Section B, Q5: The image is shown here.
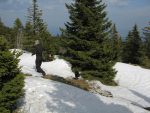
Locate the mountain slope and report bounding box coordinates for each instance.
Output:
[16,50,150,113]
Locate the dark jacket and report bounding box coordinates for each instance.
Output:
[32,43,43,58]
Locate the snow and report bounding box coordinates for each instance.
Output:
[89,62,150,112]
[20,76,133,113]
[14,50,150,113]
[18,50,74,78]
[114,62,150,98]
[90,81,150,112]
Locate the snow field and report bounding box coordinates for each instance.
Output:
[16,50,150,113]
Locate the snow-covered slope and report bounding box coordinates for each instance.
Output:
[19,76,134,113]
[16,50,150,113]
[89,63,150,112]
[114,62,150,98]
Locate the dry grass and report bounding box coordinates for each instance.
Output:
[13,109,24,113]
[43,75,91,91]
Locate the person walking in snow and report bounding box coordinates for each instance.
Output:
[32,40,46,76]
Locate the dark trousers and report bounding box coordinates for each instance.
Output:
[36,56,45,75]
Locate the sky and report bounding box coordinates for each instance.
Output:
[0,0,150,37]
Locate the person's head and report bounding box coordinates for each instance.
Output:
[35,40,40,45]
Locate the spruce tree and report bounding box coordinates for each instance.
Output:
[13,18,24,49]
[143,22,150,59]
[110,24,122,61]
[27,0,46,36]
[0,36,24,113]
[122,25,142,64]
[24,0,47,50]
[0,18,13,48]
[0,17,5,34]
[122,31,132,63]
[24,0,53,61]
[13,18,23,32]
[62,0,116,85]
[0,17,6,35]
[23,22,35,51]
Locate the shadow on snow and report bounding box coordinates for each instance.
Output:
[45,82,132,113]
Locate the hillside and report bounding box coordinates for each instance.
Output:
[16,50,150,113]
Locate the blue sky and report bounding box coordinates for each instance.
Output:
[0,0,150,37]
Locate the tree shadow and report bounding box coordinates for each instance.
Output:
[45,83,132,113]
[130,90,150,108]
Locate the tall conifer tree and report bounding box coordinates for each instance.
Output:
[110,24,122,61]
[13,18,24,48]
[62,0,116,85]
[23,22,32,50]
[23,0,44,51]
[25,0,48,44]
[24,0,52,59]
[143,22,150,59]
[27,0,46,36]
[122,25,142,64]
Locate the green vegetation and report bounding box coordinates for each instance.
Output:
[0,0,150,112]
[110,24,122,61]
[13,18,24,49]
[23,0,52,61]
[122,25,142,65]
[143,23,150,59]
[61,0,116,85]
[0,0,149,90]
[141,23,150,68]
[0,36,24,113]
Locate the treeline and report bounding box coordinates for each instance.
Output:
[122,24,150,68]
[0,0,61,61]
[0,0,149,94]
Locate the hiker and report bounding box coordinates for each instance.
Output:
[32,40,46,76]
